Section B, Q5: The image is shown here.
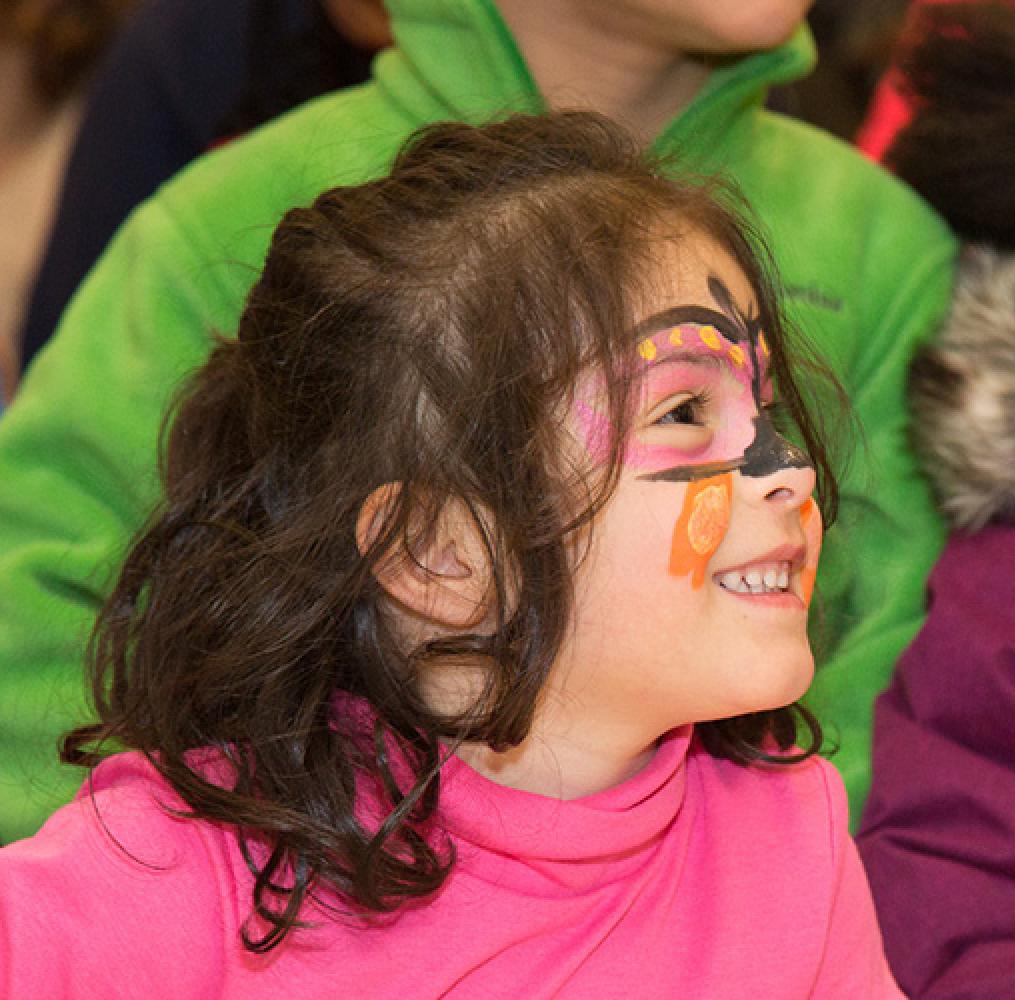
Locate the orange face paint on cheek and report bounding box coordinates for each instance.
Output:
[799,498,822,608]
[668,473,733,589]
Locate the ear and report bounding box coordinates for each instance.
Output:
[355,483,494,630]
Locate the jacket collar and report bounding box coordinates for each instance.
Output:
[379,0,816,150]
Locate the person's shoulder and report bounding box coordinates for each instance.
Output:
[0,753,239,995]
[747,109,955,251]
[159,80,401,219]
[39,752,236,875]
[735,109,957,346]
[682,743,851,964]
[43,751,249,935]
[689,744,846,854]
[116,79,403,293]
[93,79,404,319]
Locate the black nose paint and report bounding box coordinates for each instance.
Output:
[739,410,812,478]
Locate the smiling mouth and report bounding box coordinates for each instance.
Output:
[716,561,792,595]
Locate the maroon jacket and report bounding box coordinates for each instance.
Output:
[857,250,1015,998]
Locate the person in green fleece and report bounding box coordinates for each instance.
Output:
[0,0,954,843]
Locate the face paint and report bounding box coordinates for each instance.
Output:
[632,275,812,484]
[552,235,819,746]
[633,336,757,475]
[573,275,817,597]
[798,497,821,608]
[574,322,759,474]
[668,473,732,589]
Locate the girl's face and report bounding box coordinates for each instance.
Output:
[556,233,821,741]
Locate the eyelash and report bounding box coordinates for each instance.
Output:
[656,390,712,427]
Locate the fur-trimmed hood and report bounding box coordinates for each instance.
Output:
[909,247,1015,529]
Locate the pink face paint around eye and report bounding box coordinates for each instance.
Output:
[574,323,763,474]
[635,361,755,472]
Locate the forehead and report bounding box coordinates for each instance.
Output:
[637,231,756,321]
[626,230,765,378]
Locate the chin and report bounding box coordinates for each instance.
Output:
[772,654,815,708]
[737,653,815,716]
[717,3,810,52]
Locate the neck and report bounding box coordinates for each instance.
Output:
[456,698,660,800]
[495,0,713,145]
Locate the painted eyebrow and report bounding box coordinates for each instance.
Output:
[632,304,743,343]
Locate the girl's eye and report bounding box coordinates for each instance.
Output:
[656,393,708,427]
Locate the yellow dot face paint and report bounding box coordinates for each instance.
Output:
[668,473,733,588]
[638,338,657,361]
[698,325,721,351]
[668,327,683,347]
[728,344,745,367]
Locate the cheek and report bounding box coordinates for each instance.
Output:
[667,473,733,589]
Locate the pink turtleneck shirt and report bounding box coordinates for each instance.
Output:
[0,728,902,997]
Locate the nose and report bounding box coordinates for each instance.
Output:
[734,406,817,510]
[761,462,816,507]
[745,461,816,510]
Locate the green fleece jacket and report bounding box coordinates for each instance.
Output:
[0,0,954,842]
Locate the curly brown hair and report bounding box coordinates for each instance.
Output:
[63,111,842,951]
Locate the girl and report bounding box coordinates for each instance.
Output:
[0,112,901,998]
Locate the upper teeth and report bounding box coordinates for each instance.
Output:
[718,562,791,595]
